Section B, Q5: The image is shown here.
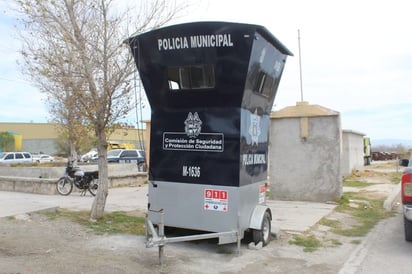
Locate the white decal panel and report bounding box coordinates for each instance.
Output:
[204,189,228,212]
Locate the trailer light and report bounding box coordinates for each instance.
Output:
[402,173,412,203]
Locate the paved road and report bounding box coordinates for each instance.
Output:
[340,204,412,274]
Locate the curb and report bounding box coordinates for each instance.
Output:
[12,207,60,218]
[383,184,401,211]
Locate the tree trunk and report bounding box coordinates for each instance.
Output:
[69,140,78,165]
[90,130,109,220]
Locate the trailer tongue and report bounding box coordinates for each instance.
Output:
[128,21,292,263]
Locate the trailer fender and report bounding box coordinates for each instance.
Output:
[249,205,272,230]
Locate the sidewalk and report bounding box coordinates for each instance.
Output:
[0,182,400,234]
[0,186,148,218]
[0,185,338,234]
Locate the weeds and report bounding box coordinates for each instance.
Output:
[291,173,397,252]
[334,193,394,236]
[343,180,374,188]
[289,234,322,252]
[318,218,340,229]
[389,172,402,184]
[44,209,146,235]
[318,192,394,239]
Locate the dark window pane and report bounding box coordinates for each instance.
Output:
[5,154,13,160]
[253,71,274,98]
[168,65,215,91]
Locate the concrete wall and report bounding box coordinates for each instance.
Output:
[341,130,365,175]
[0,177,58,195]
[24,139,59,155]
[269,102,342,202]
[0,163,142,179]
[0,163,148,195]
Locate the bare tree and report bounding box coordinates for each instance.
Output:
[14,0,187,219]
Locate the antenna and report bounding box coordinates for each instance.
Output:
[298,29,304,101]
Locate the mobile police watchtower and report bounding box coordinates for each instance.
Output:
[128,21,292,262]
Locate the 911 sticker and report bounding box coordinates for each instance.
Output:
[259,184,266,204]
[204,189,228,212]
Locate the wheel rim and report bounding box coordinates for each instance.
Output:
[90,184,98,195]
[88,179,98,196]
[58,181,71,194]
[262,217,270,242]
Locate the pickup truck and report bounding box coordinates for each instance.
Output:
[400,158,412,241]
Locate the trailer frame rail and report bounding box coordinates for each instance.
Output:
[145,209,241,264]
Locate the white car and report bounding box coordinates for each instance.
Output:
[0,152,32,164]
[32,154,55,163]
[80,149,98,162]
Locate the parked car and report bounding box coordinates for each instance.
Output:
[107,149,146,171]
[80,149,98,162]
[400,158,412,241]
[32,154,55,163]
[0,152,32,164]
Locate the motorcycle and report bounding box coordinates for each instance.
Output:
[56,161,99,196]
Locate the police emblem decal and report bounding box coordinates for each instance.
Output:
[184,112,202,138]
[248,110,261,145]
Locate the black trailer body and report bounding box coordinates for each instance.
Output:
[128,22,292,250]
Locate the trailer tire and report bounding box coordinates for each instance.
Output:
[252,211,271,246]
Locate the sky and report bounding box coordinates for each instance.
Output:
[0,0,411,142]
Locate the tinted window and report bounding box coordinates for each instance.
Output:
[253,71,274,98]
[108,150,122,157]
[15,153,24,159]
[122,150,137,157]
[5,154,14,160]
[168,65,215,91]
[23,153,31,158]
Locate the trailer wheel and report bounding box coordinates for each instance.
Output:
[253,211,271,246]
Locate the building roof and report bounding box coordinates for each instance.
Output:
[270,101,340,119]
[342,129,366,136]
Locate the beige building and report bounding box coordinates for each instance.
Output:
[0,123,147,155]
[341,129,366,175]
[269,101,342,202]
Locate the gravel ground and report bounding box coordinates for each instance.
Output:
[0,161,400,274]
[0,211,356,274]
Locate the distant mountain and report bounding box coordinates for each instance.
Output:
[371,139,412,147]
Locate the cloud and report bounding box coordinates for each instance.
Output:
[1,0,412,141]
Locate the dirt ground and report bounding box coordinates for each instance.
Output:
[0,162,401,274]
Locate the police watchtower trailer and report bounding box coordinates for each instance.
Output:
[128,22,292,261]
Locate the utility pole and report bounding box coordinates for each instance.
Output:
[298,29,304,102]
